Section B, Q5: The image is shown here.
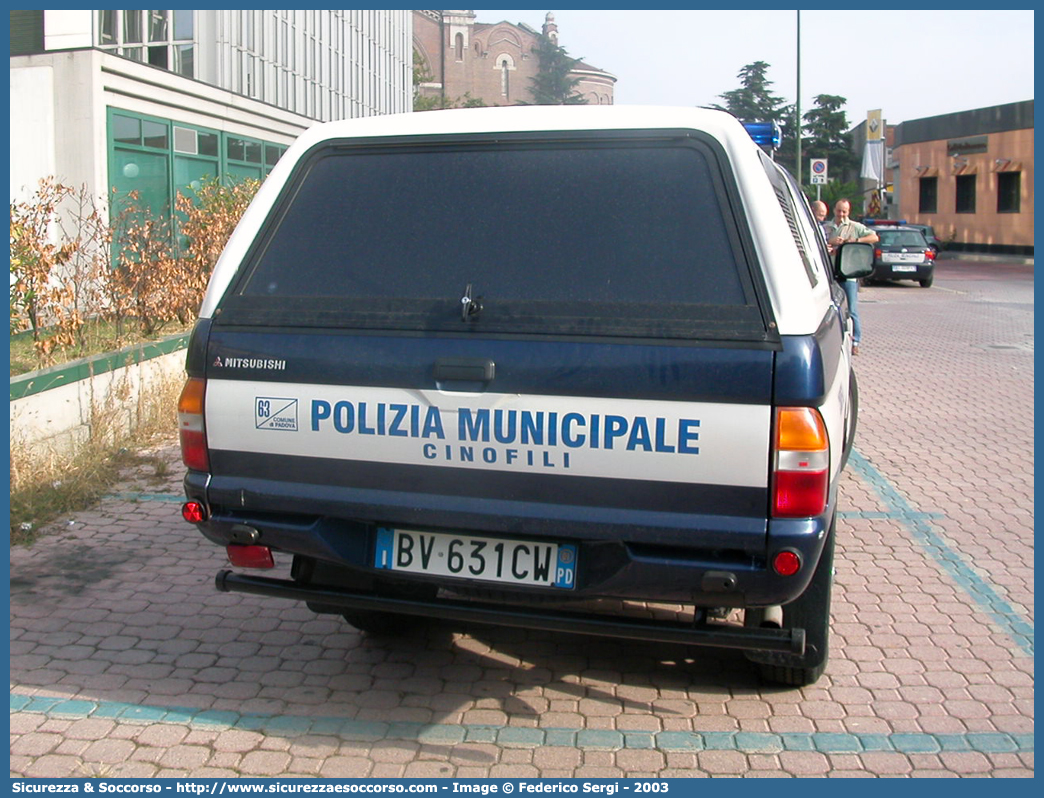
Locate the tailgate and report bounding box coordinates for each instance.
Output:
[194,129,782,555]
[201,329,774,551]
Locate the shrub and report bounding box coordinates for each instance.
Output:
[10,179,82,355]
[10,175,259,368]
[174,176,259,323]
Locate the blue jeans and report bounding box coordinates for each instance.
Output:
[843,279,861,344]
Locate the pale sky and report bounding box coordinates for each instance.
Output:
[472,9,1035,128]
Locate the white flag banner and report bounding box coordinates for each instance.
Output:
[861,139,884,181]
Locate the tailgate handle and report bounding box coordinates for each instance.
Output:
[434,358,495,383]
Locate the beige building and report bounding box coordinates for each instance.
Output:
[413,10,615,108]
[890,101,1033,256]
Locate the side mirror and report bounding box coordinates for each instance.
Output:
[835,241,874,280]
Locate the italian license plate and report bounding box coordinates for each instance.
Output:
[892,265,918,272]
[374,528,577,589]
[883,252,923,264]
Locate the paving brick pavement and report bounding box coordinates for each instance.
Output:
[9,259,1033,778]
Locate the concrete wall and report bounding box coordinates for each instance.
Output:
[9,66,58,202]
[10,335,188,457]
[41,9,93,51]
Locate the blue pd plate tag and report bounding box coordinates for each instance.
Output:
[554,544,577,588]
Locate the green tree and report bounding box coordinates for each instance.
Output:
[802,94,859,180]
[527,34,588,105]
[807,181,865,217]
[713,61,788,124]
[714,61,797,171]
[775,103,799,174]
[413,49,448,111]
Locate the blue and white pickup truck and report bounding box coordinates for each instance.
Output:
[178,106,873,686]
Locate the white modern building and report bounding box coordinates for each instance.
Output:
[10,10,413,213]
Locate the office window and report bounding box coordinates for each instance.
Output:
[109,108,288,262]
[123,10,143,44]
[148,10,169,69]
[226,134,265,182]
[918,176,938,214]
[112,114,142,145]
[997,172,1021,213]
[142,120,169,150]
[955,174,976,214]
[97,10,195,77]
[264,144,286,171]
[98,11,117,45]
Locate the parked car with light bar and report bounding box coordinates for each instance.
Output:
[869,226,937,287]
[865,218,941,255]
[907,223,941,255]
[178,106,873,687]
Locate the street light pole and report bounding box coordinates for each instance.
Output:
[796,10,801,188]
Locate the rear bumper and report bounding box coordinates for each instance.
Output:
[871,262,934,281]
[186,479,832,609]
[215,569,806,655]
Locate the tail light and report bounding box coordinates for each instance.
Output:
[925,248,936,261]
[772,549,802,576]
[181,501,208,524]
[873,247,882,260]
[178,377,210,471]
[226,544,275,569]
[772,407,829,518]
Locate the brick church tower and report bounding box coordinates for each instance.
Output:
[413,10,616,108]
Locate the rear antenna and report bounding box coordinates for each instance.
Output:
[460,283,482,322]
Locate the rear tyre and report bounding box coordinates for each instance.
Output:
[745,522,835,687]
[919,276,934,288]
[293,557,435,637]
[342,610,420,636]
[341,579,437,636]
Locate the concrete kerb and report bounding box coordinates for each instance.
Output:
[9,332,189,456]
[936,252,1033,266]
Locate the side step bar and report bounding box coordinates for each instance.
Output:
[216,570,805,655]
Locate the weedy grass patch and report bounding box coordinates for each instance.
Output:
[10,372,182,546]
[10,318,191,377]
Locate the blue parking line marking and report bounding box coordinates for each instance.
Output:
[105,492,183,503]
[848,449,1034,657]
[8,692,1035,755]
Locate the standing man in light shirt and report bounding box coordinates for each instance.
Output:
[824,198,878,354]
[811,200,829,228]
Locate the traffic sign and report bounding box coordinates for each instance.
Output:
[810,158,828,185]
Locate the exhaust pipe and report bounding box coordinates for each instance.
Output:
[760,605,784,629]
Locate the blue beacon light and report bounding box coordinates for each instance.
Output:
[742,121,782,151]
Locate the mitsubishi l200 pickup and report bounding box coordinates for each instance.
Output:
[178,106,873,686]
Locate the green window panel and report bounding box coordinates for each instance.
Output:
[173,154,220,252]
[111,149,170,215]
[174,156,220,199]
[226,163,264,183]
[265,144,286,171]
[107,108,285,241]
[112,114,142,145]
